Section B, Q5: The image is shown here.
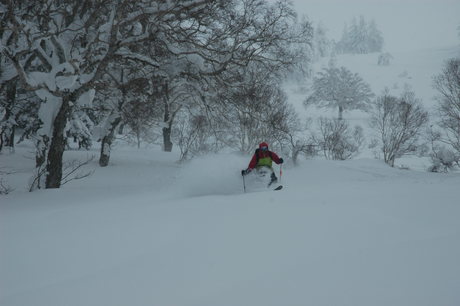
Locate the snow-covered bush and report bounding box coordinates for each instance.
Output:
[426,127,460,173]
[429,147,459,173]
[378,52,393,66]
[0,178,12,195]
[314,118,364,160]
[66,110,94,150]
[175,113,215,162]
[0,169,13,195]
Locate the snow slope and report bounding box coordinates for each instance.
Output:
[2,40,460,306]
[1,144,460,306]
[285,45,460,169]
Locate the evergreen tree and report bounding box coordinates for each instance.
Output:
[336,16,384,54]
[313,22,331,58]
[368,20,384,52]
[356,16,368,54]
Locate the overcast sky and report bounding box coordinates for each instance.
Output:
[289,0,460,52]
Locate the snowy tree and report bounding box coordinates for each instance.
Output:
[368,19,384,53]
[206,65,294,155]
[313,22,331,59]
[335,23,350,54]
[120,77,163,149]
[95,69,152,166]
[154,77,194,153]
[336,16,384,54]
[1,0,312,188]
[0,43,19,152]
[314,118,364,160]
[178,115,212,161]
[426,127,460,172]
[355,16,368,54]
[10,90,41,145]
[370,89,428,167]
[0,1,208,184]
[266,101,310,166]
[1,0,161,188]
[304,61,374,120]
[98,0,312,162]
[169,0,312,156]
[433,58,460,157]
[0,78,17,152]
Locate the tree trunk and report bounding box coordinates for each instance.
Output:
[384,151,396,167]
[99,116,122,167]
[389,156,395,167]
[338,105,344,120]
[291,151,298,166]
[29,135,49,191]
[118,123,125,135]
[163,125,173,152]
[45,94,73,188]
[136,125,141,149]
[6,126,15,149]
[162,81,173,152]
[1,79,17,152]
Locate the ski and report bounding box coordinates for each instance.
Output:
[273,185,283,191]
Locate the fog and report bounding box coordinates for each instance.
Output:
[290,0,460,52]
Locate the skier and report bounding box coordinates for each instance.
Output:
[241,142,284,185]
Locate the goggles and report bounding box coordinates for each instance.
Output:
[261,146,268,151]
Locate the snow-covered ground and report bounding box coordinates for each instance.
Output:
[2,143,460,306]
[1,45,460,306]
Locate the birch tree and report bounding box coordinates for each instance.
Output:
[433,58,460,155]
[370,89,428,167]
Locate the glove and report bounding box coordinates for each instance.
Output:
[241,168,251,176]
[279,158,284,164]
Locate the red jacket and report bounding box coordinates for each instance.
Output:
[247,149,282,169]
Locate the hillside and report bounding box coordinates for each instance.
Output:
[288,46,460,114]
[285,45,460,169]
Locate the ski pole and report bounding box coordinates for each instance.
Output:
[279,164,283,183]
[242,173,246,193]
